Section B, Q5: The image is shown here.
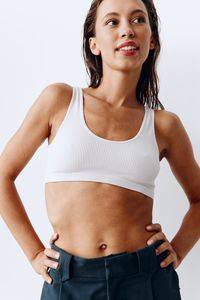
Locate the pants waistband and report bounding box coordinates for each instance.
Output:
[50,240,167,281]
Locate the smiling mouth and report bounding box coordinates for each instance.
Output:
[116,46,140,51]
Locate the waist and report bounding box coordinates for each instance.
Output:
[49,240,167,281]
[53,225,155,259]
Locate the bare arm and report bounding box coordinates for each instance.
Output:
[157,111,200,264]
[0,83,70,263]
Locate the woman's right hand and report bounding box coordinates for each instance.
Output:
[30,233,60,284]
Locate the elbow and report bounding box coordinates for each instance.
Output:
[0,172,16,183]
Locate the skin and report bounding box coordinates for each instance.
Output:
[0,0,200,286]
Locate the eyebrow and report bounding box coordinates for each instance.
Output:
[102,9,147,21]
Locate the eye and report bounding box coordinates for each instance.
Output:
[105,16,146,26]
[105,19,118,26]
[132,16,146,24]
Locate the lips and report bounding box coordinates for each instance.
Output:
[116,41,139,51]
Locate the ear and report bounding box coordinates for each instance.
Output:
[89,37,101,55]
[149,32,155,50]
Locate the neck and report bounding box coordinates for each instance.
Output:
[93,65,142,109]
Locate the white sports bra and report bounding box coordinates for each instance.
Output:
[44,86,160,199]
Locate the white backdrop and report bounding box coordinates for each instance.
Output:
[0,0,199,299]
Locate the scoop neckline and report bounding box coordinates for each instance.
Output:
[79,87,147,144]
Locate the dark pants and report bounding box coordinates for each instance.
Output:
[40,240,181,300]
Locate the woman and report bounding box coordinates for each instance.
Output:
[0,0,199,299]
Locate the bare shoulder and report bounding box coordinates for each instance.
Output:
[154,109,182,132]
[0,82,73,180]
[154,109,185,141]
[154,109,187,159]
[22,82,73,134]
[40,82,73,121]
[154,107,196,163]
[45,83,73,143]
[45,82,72,99]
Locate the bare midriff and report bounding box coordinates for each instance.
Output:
[45,181,154,258]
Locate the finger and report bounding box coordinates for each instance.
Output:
[154,242,178,267]
[42,270,53,285]
[42,264,48,271]
[155,241,173,255]
[44,248,60,260]
[160,252,176,268]
[147,232,166,245]
[172,260,179,269]
[146,223,162,232]
[44,258,59,270]
[49,232,59,244]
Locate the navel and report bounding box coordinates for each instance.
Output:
[99,243,107,250]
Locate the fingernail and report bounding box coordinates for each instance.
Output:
[55,252,60,259]
[156,249,159,254]
[147,240,153,245]
[53,262,58,268]
[48,278,52,284]
[160,262,165,267]
[146,226,151,230]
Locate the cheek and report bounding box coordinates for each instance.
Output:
[95,22,116,49]
[98,32,116,55]
[139,30,152,51]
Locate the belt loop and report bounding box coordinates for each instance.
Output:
[59,252,72,281]
[136,244,157,275]
[51,243,72,281]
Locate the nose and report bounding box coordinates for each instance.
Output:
[121,23,135,38]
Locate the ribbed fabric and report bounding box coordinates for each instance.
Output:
[44,86,160,198]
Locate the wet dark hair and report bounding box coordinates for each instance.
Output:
[82,0,164,110]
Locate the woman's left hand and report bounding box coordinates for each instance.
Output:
[146,223,180,269]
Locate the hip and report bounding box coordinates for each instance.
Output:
[40,240,181,300]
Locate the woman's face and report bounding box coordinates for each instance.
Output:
[89,0,155,72]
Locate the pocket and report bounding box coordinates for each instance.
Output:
[163,263,181,293]
[40,273,62,300]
